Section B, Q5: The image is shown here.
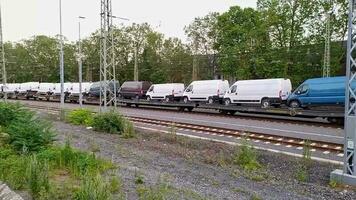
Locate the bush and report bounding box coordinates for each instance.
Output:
[92,111,125,134]
[233,142,261,171]
[67,109,93,126]
[0,102,56,153]
[122,119,135,138]
[6,114,55,153]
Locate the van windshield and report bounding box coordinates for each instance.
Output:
[185,85,193,92]
[295,84,309,94]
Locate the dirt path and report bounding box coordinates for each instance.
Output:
[50,117,355,200]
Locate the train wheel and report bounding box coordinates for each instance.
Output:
[289,100,300,108]
[261,98,270,108]
[224,98,231,106]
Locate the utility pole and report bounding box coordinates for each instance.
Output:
[134,46,138,81]
[323,0,331,78]
[0,2,6,101]
[59,0,65,118]
[100,0,117,111]
[78,16,85,107]
[330,0,356,186]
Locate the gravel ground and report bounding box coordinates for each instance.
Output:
[40,111,356,200]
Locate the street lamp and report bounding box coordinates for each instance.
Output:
[78,16,86,107]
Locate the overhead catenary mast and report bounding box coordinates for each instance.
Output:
[100,0,117,111]
[323,11,331,77]
[0,2,6,101]
[330,0,356,186]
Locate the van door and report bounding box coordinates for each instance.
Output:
[230,85,238,103]
[294,84,309,105]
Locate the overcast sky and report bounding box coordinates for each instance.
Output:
[1,0,257,42]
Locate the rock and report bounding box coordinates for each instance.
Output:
[0,183,23,200]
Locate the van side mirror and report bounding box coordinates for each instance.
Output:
[296,91,301,95]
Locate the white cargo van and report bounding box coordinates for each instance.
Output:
[68,82,93,103]
[18,82,40,99]
[223,78,292,108]
[183,80,229,104]
[51,82,72,101]
[35,83,56,100]
[146,83,185,102]
[3,83,20,99]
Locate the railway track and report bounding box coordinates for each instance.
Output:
[25,103,344,156]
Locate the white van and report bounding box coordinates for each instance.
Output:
[223,78,292,108]
[35,83,56,100]
[3,83,20,99]
[146,83,185,102]
[68,82,93,103]
[18,82,40,99]
[51,82,72,101]
[183,80,229,104]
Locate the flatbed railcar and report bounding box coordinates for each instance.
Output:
[118,99,344,124]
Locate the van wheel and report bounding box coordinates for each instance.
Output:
[208,97,214,104]
[224,98,231,106]
[289,100,300,108]
[146,96,151,101]
[261,98,270,108]
[165,97,170,103]
[183,97,189,104]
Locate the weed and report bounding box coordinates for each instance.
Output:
[88,138,101,153]
[122,119,136,138]
[233,141,261,171]
[295,140,312,182]
[75,173,111,200]
[329,179,339,188]
[135,173,145,185]
[67,109,94,126]
[27,155,50,198]
[109,176,122,193]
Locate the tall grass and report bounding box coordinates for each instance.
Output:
[75,173,111,200]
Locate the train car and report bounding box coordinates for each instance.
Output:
[224,78,292,108]
[35,83,55,101]
[146,83,185,102]
[68,82,93,103]
[17,82,40,99]
[118,81,152,100]
[183,80,229,104]
[287,76,354,108]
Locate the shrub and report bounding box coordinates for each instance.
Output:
[233,142,261,171]
[67,109,94,126]
[0,102,25,127]
[92,111,125,134]
[6,114,56,153]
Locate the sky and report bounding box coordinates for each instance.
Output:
[1,0,257,43]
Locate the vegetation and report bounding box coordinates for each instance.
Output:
[295,140,312,182]
[0,103,119,199]
[4,1,348,86]
[233,141,261,171]
[67,109,94,126]
[0,102,55,153]
[92,111,136,137]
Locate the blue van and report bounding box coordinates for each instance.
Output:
[287,76,353,108]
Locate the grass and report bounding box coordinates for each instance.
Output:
[74,173,111,200]
[233,140,261,171]
[295,140,312,182]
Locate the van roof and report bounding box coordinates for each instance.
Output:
[305,76,345,84]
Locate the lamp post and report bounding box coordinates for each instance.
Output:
[78,16,85,107]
